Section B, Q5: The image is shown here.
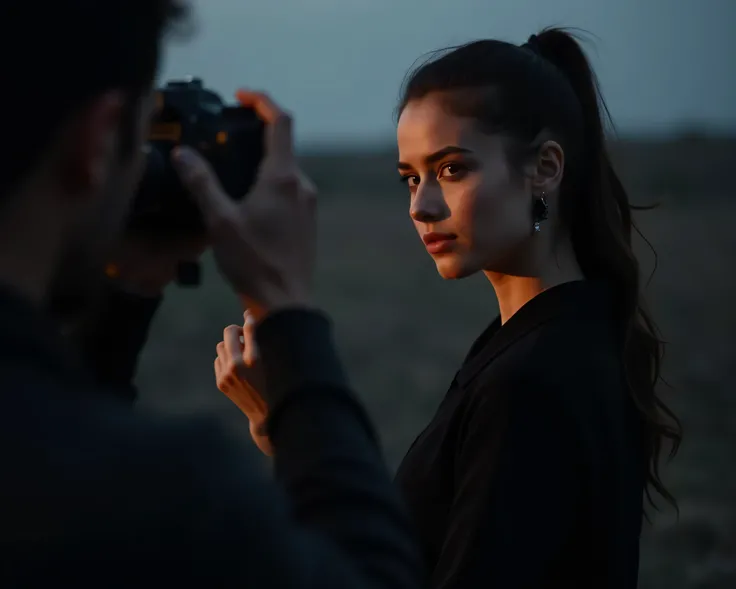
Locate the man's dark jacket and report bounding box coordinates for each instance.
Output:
[0,283,421,587]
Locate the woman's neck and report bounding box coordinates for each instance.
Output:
[484,237,584,325]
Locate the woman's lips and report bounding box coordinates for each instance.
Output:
[422,232,457,254]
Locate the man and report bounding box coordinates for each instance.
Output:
[0,1,420,586]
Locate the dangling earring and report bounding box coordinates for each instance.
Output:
[532,192,549,233]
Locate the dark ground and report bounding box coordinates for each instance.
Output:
[135,137,735,588]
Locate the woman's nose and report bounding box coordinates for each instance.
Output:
[410,186,450,223]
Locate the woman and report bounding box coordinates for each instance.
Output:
[215,28,682,588]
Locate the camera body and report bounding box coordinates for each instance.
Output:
[129,78,264,236]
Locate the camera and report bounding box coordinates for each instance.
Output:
[129,77,264,236]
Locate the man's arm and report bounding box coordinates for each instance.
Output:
[64,304,422,588]
[149,308,421,587]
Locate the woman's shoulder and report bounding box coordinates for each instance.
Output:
[462,307,624,420]
[463,309,618,386]
[533,309,620,368]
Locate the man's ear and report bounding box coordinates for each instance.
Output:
[57,91,126,196]
[530,139,565,196]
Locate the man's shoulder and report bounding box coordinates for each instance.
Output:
[3,366,224,454]
[0,371,269,568]
[1,368,254,511]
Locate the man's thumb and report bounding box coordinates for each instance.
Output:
[172,147,229,219]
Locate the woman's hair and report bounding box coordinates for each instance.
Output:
[398,28,682,513]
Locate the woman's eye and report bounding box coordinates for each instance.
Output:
[400,175,419,187]
[439,163,463,178]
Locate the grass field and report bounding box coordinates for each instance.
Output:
[135,145,735,588]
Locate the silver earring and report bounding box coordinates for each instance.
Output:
[532,193,549,233]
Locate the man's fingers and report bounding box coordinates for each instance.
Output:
[235,90,283,124]
[223,325,244,363]
[298,170,317,198]
[242,311,260,366]
[253,419,268,437]
[235,90,293,165]
[243,310,256,333]
[172,146,233,228]
[299,170,318,214]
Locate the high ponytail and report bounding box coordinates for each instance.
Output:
[531,28,682,513]
[399,27,682,513]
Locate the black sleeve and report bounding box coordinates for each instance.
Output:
[45,308,421,588]
[429,382,583,588]
[70,281,162,403]
[163,308,422,588]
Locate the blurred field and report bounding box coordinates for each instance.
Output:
[136,137,735,588]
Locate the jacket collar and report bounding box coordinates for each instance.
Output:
[456,280,612,388]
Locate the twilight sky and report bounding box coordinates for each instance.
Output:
[159,0,735,147]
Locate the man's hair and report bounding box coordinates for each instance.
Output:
[0,0,190,201]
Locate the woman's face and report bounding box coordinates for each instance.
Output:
[397,93,536,280]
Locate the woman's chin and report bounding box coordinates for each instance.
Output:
[434,255,476,280]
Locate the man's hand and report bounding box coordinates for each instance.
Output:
[215,310,273,457]
[172,90,317,322]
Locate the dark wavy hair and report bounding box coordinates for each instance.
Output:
[398,28,682,513]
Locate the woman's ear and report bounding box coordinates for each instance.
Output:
[531,139,564,195]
